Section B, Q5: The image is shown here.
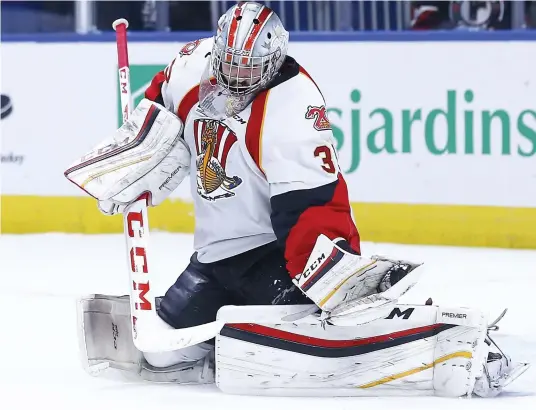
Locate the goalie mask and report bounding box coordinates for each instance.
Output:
[198,1,289,118]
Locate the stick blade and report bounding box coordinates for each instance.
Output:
[134,321,226,353]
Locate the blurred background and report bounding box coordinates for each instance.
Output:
[1,1,536,251]
[1,0,535,33]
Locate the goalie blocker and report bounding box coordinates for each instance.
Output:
[78,296,529,397]
[64,98,190,215]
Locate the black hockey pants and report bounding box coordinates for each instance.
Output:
[158,241,311,330]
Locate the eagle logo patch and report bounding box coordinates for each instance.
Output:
[305,105,331,131]
[194,119,242,201]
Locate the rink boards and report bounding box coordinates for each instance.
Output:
[3,195,535,249]
[2,33,536,248]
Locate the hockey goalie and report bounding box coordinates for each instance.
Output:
[65,1,529,398]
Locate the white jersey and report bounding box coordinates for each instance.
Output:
[145,37,360,276]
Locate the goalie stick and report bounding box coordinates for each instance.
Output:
[111,19,230,353]
[112,18,162,353]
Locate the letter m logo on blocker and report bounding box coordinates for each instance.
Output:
[386,307,415,320]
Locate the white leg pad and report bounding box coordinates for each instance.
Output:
[215,304,491,397]
[77,294,214,384]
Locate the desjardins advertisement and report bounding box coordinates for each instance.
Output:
[125,65,536,175]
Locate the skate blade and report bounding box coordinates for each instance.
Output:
[502,362,531,388]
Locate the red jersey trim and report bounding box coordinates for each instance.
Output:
[177,84,200,123]
[245,89,270,176]
[145,70,166,102]
[285,173,361,277]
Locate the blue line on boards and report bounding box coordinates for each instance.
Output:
[3,30,536,43]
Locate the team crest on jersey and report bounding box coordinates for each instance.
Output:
[194,119,242,201]
[305,105,331,131]
[179,39,201,57]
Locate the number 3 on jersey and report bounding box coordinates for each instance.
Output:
[314,145,337,174]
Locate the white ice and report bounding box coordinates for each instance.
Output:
[1,233,534,410]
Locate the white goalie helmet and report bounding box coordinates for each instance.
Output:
[212,1,289,96]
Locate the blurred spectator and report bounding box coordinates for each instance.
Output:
[410,0,528,30]
[411,1,454,29]
[168,1,212,31]
[95,0,211,31]
[95,1,145,31]
[527,0,536,27]
[1,0,534,34]
[1,0,213,34]
[1,1,74,33]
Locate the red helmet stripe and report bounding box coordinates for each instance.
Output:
[227,5,244,50]
[241,7,273,64]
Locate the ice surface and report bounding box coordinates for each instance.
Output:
[1,233,534,409]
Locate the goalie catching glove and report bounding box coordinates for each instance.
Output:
[65,99,190,214]
[293,234,423,322]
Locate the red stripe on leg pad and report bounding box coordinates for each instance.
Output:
[226,323,445,348]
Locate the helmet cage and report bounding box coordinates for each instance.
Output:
[211,39,282,96]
